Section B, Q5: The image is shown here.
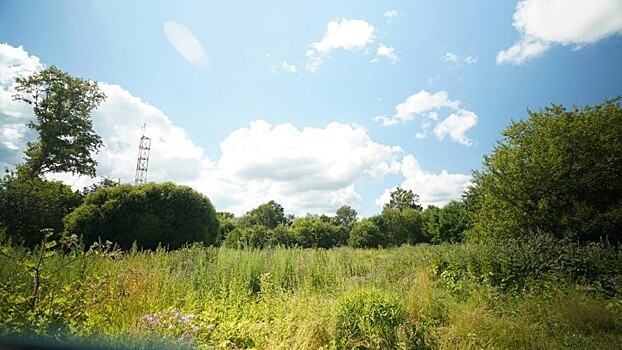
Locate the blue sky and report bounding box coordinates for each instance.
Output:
[1,0,621,216]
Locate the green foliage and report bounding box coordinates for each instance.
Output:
[12,66,106,178]
[0,171,82,247]
[1,239,620,349]
[333,205,358,229]
[348,219,383,248]
[0,230,116,338]
[216,212,237,243]
[290,216,342,248]
[430,233,622,295]
[239,200,288,229]
[472,97,622,242]
[63,182,220,250]
[80,177,119,197]
[384,186,423,212]
[223,225,272,249]
[366,207,425,247]
[334,288,407,349]
[422,201,470,244]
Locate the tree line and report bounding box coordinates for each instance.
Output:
[1,67,620,250]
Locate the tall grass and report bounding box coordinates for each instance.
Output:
[1,237,621,349]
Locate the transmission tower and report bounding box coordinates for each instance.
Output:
[134,124,151,184]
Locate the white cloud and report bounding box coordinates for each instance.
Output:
[1,43,409,216]
[373,90,477,146]
[374,90,458,125]
[443,52,478,66]
[0,43,43,169]
[282,61,297,73]
[373,44,398,63]
[433,110,478,146]
[497,0,622,65]
[305,18,376,72]
[215,120,402,215]
[496,38,549,65]
[164,21,208,67]
[376,155,471,208]
[8,44,476,216]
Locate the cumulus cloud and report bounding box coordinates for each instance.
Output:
[1,43,409,216]
[4,43,471,216]
[214,120,402,215]
[164,21,208,67]
[376,155,471,208]
[443,52,478,66]
[305,18,376,72]
[373,90,477,146]
[433,110,478,146]
[0,43,43,169]
[497,0,622,65]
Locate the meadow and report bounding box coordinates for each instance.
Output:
[1,233,621,349]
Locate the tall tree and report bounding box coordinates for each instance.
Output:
[333,205,358,228]
[471,97,622,243]
[422,201,469,244]
[239,200,288,229]
[384,187,423,212]
[13,66,106,178]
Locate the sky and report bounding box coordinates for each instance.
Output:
[1,0,621,217]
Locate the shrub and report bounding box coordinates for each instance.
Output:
[64,182,219,250]
[0,172,82,247]
[348,219,383,248]
[290,216,341,248]
[430,232,622,295]
[334,288,407,349]
[223,225,271,249]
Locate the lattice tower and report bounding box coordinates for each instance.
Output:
[134,124,151,184]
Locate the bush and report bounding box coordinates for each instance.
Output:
[334,288,407,349]
[223,225,272,249]
[430,232,622,295]
[348,219,383,248]
[64,182,219,250]
[0,172,82,247]
[290,216,341,248]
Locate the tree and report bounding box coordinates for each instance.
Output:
[239,200,288,229]
[375,207,425,246]
[471,97,622,242]
[348,219,383,248]
[422,201,469,244]
[0,171,82,247]
[333,205,358,228]
[13,66,106,178]
[64,182,220,250]
[384,187,423,212]
[290,216,341,248]
[223,225,271,249]
[216,211,238,243]
[80,177,120,196]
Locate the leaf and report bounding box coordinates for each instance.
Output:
[44,240,57,250]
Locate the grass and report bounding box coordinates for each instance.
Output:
[1,240,621,349]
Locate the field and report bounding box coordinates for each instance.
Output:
[1,234,621,349]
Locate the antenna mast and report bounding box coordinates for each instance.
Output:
[134,124,151,184]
